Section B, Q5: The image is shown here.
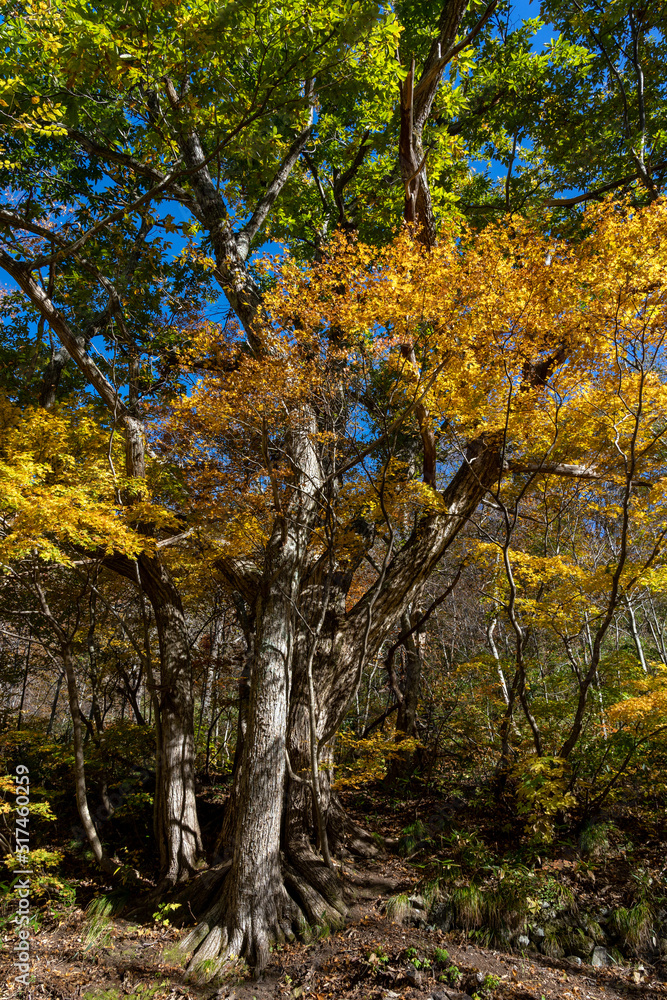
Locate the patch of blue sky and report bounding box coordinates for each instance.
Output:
[466,0,561,186]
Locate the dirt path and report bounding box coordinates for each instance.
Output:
[2,858,665,1000]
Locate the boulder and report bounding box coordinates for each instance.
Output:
[591,946,613,968]
[405,963,423,987]
[562,929,594,958]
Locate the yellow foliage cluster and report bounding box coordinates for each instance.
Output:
[0,398,144,565]
[0,774,56,822]
[334,729,419,787]
[165,199,667,591]
[514,757,577,844]
[4,199,667,595]
[261,200,667,448]
[608,668,667,731]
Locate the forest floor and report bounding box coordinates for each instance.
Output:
[2,791,666,1000]
[2,855,666,1000]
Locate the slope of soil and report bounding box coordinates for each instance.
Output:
[2,857,665,1000]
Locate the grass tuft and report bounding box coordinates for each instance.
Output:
[385,892,411,923]
[541,927,564,958]
[83,888,131,949]
[611,902,654,953]
[451,885,484,930]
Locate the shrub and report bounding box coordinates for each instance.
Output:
[514,757,576,844]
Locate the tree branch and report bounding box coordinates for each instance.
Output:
[238,122,316,258]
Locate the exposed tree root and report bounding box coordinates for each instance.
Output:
[327,793,383,858]
[171,860,232,919]
[178,851,347,980]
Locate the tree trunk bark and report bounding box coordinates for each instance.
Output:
[46,671,64,735]
[181,569,296,972]
[386,611,422,783]
[138,552,203,885]
[62,642,118,876]
[182,565,346,975]
[181,413,348,977]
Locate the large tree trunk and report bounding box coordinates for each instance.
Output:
[181,413,348,978]
[182,556,301,973]
[138,553,203,885]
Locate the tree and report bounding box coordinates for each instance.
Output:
[537,0,667,206]
[165,198,667,972]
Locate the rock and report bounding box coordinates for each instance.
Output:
[532,926,546,939]
[517,934,530,948]
[431,993,475,1000]
[431,902,453,932]
[580,915,606,943]
[405,963,423,987]
[409,894,426,909]
[566,955,583,966]
[382,992,401,999]
[591,946,613,968]
[562,930,594,958]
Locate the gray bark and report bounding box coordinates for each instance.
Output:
[60,642,128,878]
[385,611,422,783]
[136,553,202,885]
